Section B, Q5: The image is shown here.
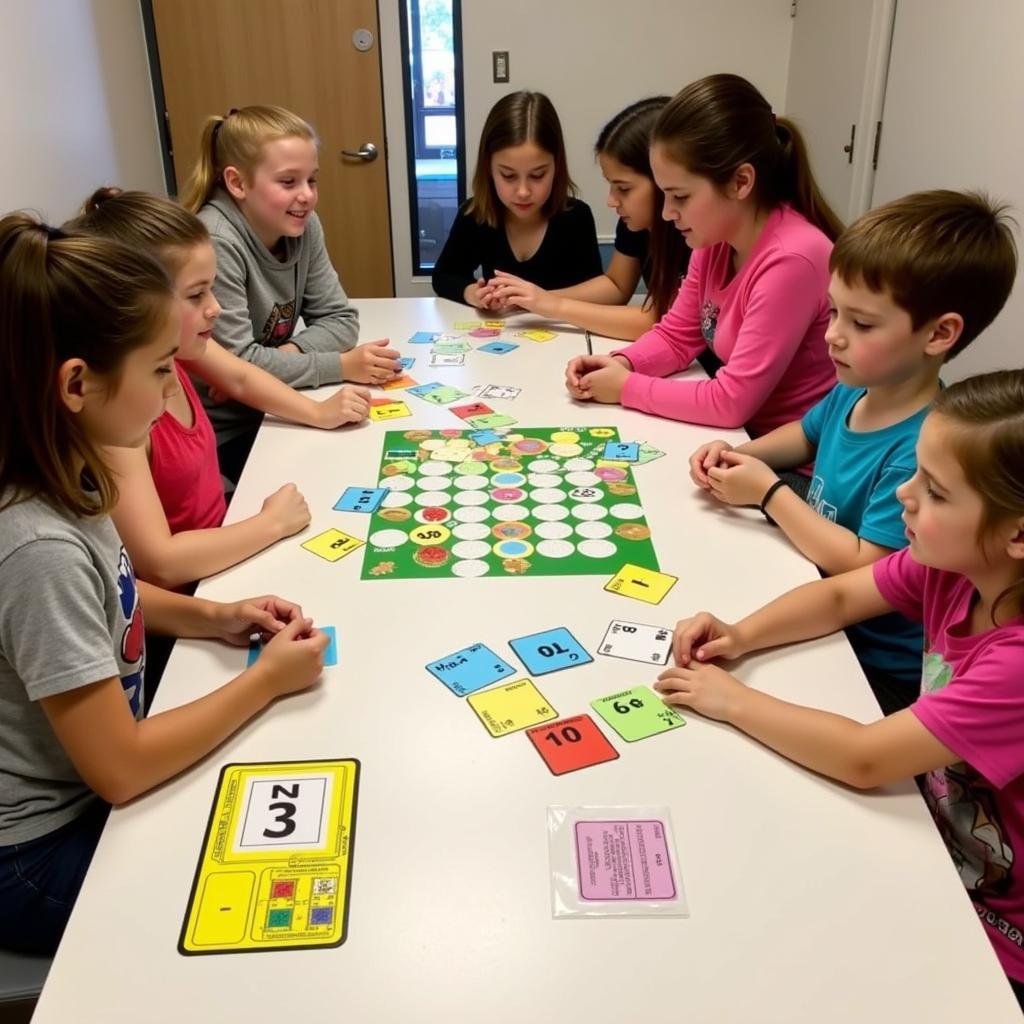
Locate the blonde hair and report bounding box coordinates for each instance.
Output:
[0,214,173,516]
[180,105,318,214]
[933,370,1024,624]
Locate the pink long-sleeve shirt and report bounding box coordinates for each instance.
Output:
[615,204,835,437]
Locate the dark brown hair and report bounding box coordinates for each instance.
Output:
[932,371,1024,624]
[180,104,317,213]
[0,213,173,516]
[595,96,689,319]
[66,187,209,273]
[467,91,575,228]
[831,190,1017,359]
[652,73,843,242]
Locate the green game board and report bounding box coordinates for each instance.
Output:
[360,426,660,580]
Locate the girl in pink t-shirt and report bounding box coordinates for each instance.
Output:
[657,370,1024,1006]
[68,189,371,589]
[565,74,840,438]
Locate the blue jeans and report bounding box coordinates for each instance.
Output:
[0,799,109,954]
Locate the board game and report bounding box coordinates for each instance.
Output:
[360,426,659,580]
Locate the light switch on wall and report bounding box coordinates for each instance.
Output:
[492,51,509,83]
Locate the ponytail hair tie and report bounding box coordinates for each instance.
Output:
[211,108,239,150]
[44,224,65,241]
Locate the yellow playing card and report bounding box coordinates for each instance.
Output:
[518,329,558,343]
[369,401,411,421]
[604,563,678,605]
[453,320,482,330]
[302,529,364,562]
[467,678,557,737]
[481,320,506,329]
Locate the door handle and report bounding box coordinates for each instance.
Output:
[340,142,378,162]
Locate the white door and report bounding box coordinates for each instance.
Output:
[784,0,895,222]
[871,0,1024,380]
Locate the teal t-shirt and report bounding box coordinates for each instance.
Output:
[802,383,928,683]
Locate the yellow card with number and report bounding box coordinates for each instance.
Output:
[467,678,557,737]
[604,563,678,604]
[518,329,558,343]
[369,400,411,421]
[302,528,364,562]
[481,320,506,329]
[179,759,359,954]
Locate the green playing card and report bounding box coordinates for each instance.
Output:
[421,385,469,405]
[590,685,685,741]
[465,413,517,429]
[636,442,666,465]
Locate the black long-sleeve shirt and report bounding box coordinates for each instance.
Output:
[431,198,603,303]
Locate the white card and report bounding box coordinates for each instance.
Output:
[478,384,521,400]
[598,620,672,665]
[429,351,466,367]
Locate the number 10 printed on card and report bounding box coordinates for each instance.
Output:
[179,759,359,955]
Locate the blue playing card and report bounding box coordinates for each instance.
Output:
[407,382,443,398]
[249,626,338,667]
[602,440,640,462]
[333,486,388,513]
[425,643,516,696]
[509,627,593,675]
[470,429,503,445]
[478,341,519,355]
[409,331,439,344]
[398,356,415,370]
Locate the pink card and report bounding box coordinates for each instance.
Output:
[468,327,500,338]
[574,819,676,900]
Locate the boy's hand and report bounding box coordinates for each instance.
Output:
[340,339,402,385]
[213,596,303,646]
[673,611,746,665]
[689,439,733,490]
[253,617,329,698]
[571,355,630,404]
[316,385,371,428]
[488,272,557,317]
[260,483,311,539]
[654,662,745,722]
[706,451,779,507]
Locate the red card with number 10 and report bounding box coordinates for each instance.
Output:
[526,714,619,775]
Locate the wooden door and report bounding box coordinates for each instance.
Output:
[151,0,393,297]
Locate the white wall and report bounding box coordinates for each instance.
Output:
[870,0,1024,380]
[460,0,795,241]
[0,0,165,224]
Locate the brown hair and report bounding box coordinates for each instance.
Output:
[652,73,843,242]
[0,214,173,516]
[467,91,575,228]
[932,370,1024,624]
[180,105,317,214]
[66,187,209,273]
[595,97,689,319]
[831,190,1017,359]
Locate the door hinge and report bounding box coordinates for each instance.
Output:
[843,123,856,165]
[871,120,883,170]
[790,0,797,17]
[163,109,174,159]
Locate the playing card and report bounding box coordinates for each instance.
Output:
[598,620,673,665]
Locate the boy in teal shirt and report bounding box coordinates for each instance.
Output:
[687,189,1017,713]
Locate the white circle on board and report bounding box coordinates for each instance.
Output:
[424,474,453,489]
[453,506,489,523]
[382,492,413,508]
[381,474,415,491]
[415,490,452,507]
[530,487,567,504]
[453,490,488,506]
[610,503,645,520]
[419,460,452,475]
[578,538,618,559]
[452,540,491,559]
[369,529,408,548]
[454,475,489,490]
[528,459,560,472]
[566,471,601,487]
[527,473,561,488]
[452,559,490,578]
[533,504,570,522]
[575,520,613,539]
[536,539,575,558]
[535,521,573,540]
[548,442,583,457]
[569,486,603,503]
[564,458,595,472]
[453,522,490,540]
[572,503,608,521]
[492,504,530,521]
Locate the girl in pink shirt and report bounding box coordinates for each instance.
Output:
[565,74,841,438]
[658,370,1024,1008]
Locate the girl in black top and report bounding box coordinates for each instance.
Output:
[431,91,601,312]
[489,97,691,339]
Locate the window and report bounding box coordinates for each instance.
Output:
[399,0,466,275]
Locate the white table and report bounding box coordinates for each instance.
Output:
[33,299,1020,1022]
